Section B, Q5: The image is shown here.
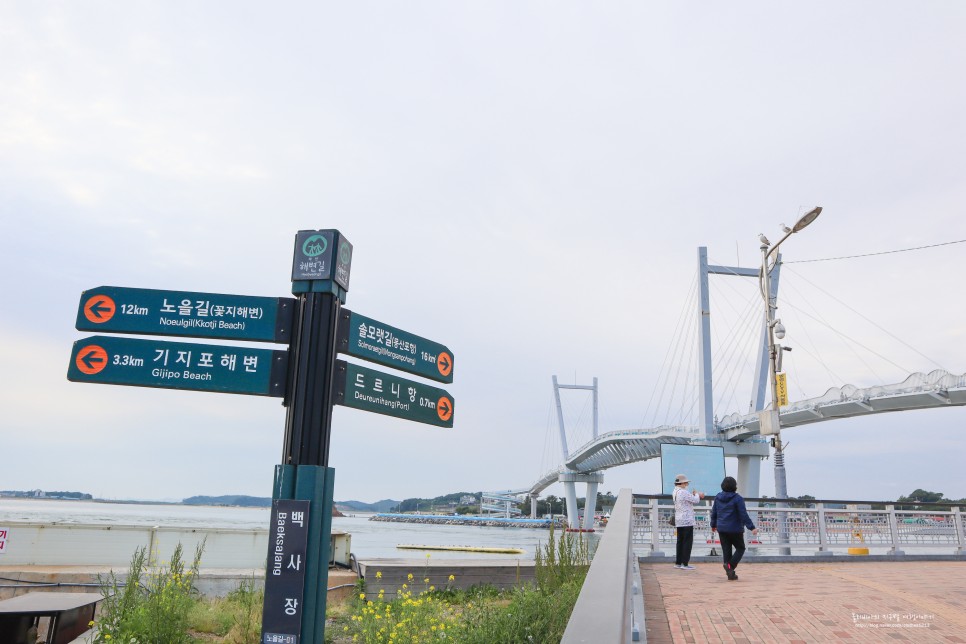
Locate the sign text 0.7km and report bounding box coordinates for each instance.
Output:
[335,360,454,428]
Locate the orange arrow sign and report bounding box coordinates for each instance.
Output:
[437,351,453,378]
[83,295,116,324]
[436,395,454,422]
[75,345,108,375]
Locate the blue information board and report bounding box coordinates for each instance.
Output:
[659,444,726,496]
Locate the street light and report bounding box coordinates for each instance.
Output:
[759,207,822,545]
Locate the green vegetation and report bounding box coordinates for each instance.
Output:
[333,524,590,643]
[93,541,205,643]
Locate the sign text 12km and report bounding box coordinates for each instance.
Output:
[337,309,453,384]
[334,360,454,428]
[75,286,295,344]
[68,335,288,397]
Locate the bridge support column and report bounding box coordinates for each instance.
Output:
[736,455,762,499]
[531,495,538,519]
[583,481,599,531]
[558,471,604,530]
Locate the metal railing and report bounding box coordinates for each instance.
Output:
[562,488,644,644]
[632,495,966,555]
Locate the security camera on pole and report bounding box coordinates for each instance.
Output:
[758,207,822,555]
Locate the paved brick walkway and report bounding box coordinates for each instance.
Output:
[641,561,966,643]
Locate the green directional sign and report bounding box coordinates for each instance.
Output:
[75,286,295,344]
[337,309,454,384]
[68,335,288,397]
[334,360,454,428]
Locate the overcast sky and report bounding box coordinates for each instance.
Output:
[2,2,964,505]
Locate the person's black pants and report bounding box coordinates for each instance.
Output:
[719,530,747,569]
[675,526,694,565]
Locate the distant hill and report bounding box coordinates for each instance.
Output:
[183,495,272,507]
[336,499,400,513]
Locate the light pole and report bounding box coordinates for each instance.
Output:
[759,207,822,551]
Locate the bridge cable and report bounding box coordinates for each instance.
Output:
[780,275,891,384]
[639,271,698,428]
[783,265,947,372]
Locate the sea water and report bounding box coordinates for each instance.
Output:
[0,498,571,560]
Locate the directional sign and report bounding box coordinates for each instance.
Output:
[68,335,288,397]
[75,286,295,344]
[334,360,454,428]
[291,229,353,290]
[337,309,454,384]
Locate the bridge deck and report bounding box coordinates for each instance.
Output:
[640,560,966,643]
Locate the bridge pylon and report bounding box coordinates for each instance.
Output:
[553,375,604,530]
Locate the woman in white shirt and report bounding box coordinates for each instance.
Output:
[672,473,705,569]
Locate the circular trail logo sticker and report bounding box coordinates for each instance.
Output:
[83,295,116,324]
[302,235,328,257]
[339,242,352,264]
[76,345,108,375]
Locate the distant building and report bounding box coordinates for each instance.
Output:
[459,495,477,505]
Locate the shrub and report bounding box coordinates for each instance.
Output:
[92,540,205,644]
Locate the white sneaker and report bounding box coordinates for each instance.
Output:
[681,565,696,570]
[673,564,683,569]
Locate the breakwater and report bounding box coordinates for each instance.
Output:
[370,513,552,529]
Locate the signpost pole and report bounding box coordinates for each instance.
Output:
[262,229,352,643]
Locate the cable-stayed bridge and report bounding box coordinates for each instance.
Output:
[488,246,966,530]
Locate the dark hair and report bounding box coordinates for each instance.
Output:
[721,476,738,493]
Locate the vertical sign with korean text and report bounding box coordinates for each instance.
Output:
[262,500,310,644]
[0,527,8,554]
[776,372,789,407]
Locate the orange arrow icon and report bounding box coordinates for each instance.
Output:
[76,345,108,375]
[83,295,116,324]
[436,396,453,423]
[437,351,453,378]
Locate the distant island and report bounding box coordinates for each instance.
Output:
[183,495,272,507]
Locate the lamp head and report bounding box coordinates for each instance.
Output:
[791,206,822,233]
[774,320,786,339]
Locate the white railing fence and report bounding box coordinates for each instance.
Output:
[632,496,966,555]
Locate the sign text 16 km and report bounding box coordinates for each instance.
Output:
[334,360,454,428]
[337,309,453,384]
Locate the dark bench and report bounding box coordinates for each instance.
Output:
[0,592,102,644]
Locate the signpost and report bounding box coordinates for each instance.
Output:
[68,335,288,397]
[67,228,454,643]
[335,360,455,428]
[75,286,295,343]
[337,309,454,383]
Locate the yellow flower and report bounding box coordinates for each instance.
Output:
[407,573,414,581]
[424,577,430,583]
[376,571,382,579]
[448,574,455,581]
[344,626,349,632]
[359,593,366,600]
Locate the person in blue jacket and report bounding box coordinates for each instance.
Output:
[710,476,758,580]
